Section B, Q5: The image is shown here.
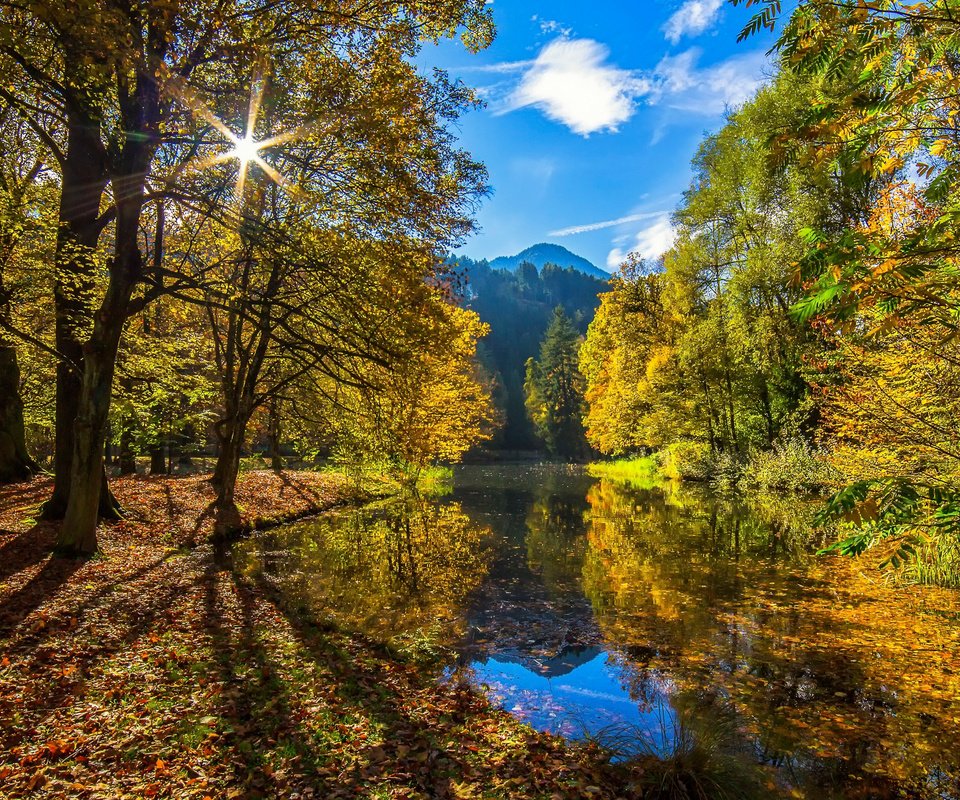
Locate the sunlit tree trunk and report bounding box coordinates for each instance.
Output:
[58,160,153,554]
[40,103,118,520]
[211,406,253,539]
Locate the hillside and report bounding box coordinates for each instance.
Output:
[453,254,608,451]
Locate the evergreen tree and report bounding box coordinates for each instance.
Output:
[524,307,589,460]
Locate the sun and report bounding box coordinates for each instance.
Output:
[231,136,261,165]
[170,65,301,206]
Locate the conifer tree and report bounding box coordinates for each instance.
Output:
[524,307,589,461]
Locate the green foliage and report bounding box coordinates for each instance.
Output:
[524,307,590,461]
[581,77,827,477]
[659,441,713,482]
[456,256,607,450]
[587,456,660,489]
[740,438,837,492]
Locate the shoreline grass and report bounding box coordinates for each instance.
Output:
[587,456,661,488]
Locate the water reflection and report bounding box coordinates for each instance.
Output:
[235,496,493,650]
[234,465,960,798]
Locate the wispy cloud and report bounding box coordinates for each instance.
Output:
[531,15,573,38]
[501,39,652,136]
[607,213,676,269]
[550,211,664,237]
[456,60,532,75]
[662,0,724,44]
[651,48,767,115]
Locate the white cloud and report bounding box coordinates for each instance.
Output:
[491,38,768,134]
[651,48,768,115]
[457,60,532,75]
[532,15,574,37]
[607,213,676,269]
[549,211,664,237]
[502,39,652,136]
[662,0,724,44]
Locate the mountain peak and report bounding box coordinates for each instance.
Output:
[489,243,608,279]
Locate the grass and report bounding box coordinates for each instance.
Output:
[903,537,960,589]
[587,456,661,488]
[586,707,765,800]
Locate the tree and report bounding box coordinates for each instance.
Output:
[734,1,960,565]
[0,107,50,481]
[456,255,606,450]
[0,0,495,553]
[524,307,589,461]
[321,301,495,483]
[580,258,667,456]
[580,76,834,466]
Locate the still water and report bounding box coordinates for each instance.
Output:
[235,465,960,798]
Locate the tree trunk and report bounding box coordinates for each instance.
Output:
[57,193,144,553]
[177,421,195,467]
[58,326,128,555]
[268,397,283,471]
[39,103,117,519]
[211,415,248,540]
[0,343,40,482]
[119,428,137,475]
[150,444,167,475]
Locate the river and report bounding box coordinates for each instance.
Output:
[234,464,960,798]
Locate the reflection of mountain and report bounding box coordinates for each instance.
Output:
[450,465,602,675]
[474,645,602,679]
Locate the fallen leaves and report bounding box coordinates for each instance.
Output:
[0,471,625,799]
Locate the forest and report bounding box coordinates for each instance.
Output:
[1,0,960,798]
[576,2,960,586]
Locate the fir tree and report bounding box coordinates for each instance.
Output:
[524,307,589,460]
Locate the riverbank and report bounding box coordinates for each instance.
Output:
[0,472,624,799]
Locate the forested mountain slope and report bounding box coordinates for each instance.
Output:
[453,254,608,450]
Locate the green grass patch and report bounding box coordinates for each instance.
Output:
[588,456,661,488]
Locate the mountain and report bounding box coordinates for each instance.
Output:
[488,243,608,279]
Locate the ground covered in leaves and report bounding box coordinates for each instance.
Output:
[0,473,627,799]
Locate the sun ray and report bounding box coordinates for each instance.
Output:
[245,65,267,141]
[169,63,307,210]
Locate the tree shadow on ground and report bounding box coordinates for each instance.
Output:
[199,555,601,799]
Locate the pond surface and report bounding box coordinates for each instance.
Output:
[234,465,960,798]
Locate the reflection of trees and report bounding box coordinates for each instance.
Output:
[584,478,960,797]
[524,486,590,594]
[236,496,492,646]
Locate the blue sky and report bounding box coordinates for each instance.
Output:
[422,0,780,272]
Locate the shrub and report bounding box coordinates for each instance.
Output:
[659,441,712,481]
[741,438,837,492]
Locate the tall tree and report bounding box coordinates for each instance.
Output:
[524,306,590,461]
[0,0,494,553]
[0,107,49,481]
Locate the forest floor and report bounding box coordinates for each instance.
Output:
[0,472,626,800]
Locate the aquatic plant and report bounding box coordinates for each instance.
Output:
[585,706,764,800]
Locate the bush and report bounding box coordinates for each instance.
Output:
[707,450,743,492]
[658,441,712,481]
[741,438,837,492]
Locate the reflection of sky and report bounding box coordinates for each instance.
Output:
[461,652,675,744]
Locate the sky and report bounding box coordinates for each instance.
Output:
[421,0,780,272]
